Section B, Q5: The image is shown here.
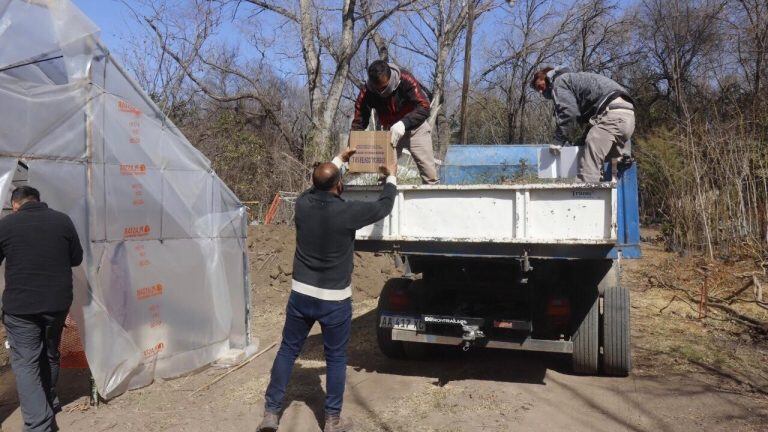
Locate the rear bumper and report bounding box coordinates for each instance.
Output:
[392,329,574,354]
[355,239,639,259]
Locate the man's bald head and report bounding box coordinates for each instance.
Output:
[312,162,341,191]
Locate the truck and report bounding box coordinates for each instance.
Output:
[344,144,640,376]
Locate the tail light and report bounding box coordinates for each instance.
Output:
[546,295,571,331]
[387,287,412,311]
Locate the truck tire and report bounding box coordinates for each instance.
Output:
[375,278,411,359]
[602,284,631,376]
[572,286,599,375]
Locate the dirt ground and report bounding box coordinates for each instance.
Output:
[1,225,767,431]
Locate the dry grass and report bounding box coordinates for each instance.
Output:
[626,231,768,396]
[637,122,768,261]
[226,374,270,404]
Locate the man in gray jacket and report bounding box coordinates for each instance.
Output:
[532,67,635,182]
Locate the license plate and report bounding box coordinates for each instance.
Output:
[379,315,425,331]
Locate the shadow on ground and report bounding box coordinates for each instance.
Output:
[0,365,91,426]
[276,308,573,428]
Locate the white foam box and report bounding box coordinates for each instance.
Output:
[537,146,582,179]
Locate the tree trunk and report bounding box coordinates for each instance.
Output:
[506,78,519,143]
[458,0,475,144]
[305,0,355,162]
[430,42,451,154]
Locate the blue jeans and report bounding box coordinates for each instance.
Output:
[264,291,352,415]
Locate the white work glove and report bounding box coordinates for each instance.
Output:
[549,140,574,155]
[390,121,406,148]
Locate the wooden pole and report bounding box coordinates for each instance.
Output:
[458,0,476,144]
[190,341,278,397]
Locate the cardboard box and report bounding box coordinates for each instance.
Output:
[348,131,397,174]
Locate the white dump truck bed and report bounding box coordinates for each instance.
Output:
[344,183,617,245]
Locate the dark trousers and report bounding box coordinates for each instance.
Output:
[264,291,352,416]
[3,311,67,432]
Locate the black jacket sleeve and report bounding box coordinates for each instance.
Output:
[350,87,370,131]
[0,222,6,266]
[399,72,431,130]
[68,219,83,267]
[346,183,397,230]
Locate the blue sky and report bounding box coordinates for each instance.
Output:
[72,1,260,64]
[72,0,510,84]
[72,0,135,55]
[72,0,305,80]
[70,0,635,90]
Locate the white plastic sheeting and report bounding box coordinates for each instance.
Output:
[0,0,250,398]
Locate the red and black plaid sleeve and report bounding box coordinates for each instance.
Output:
[399,72,431,130]
[350,86,370,131]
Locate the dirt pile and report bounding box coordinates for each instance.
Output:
[246,224,398,328]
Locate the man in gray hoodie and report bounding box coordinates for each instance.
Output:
[532,67,635,182]
[351,60,438,184]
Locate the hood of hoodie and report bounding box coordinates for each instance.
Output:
[367,63,401,97]
[546,67,570,82]
[543,67,570,100]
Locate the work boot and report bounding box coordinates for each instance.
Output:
[324,413,353,432]
[256,410,279,432]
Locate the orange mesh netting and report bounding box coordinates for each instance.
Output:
[59,315,88,369]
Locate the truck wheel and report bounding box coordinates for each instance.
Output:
[602,284,631,376]
[375,278,411,359]
[572,286,599,375]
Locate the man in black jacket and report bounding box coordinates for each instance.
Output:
[258,150,396,432]
[0,186,83,432]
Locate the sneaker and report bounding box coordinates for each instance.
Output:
[256,410,279,432]
[323,413,353,432]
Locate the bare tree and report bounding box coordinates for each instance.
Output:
[133,2,304,151]
[119,32,193,121]
[568,0,637,75]
[479,0,577,143]
[640,0,727,116]
[136,0,415,162]
[385,0,495,153]
[235,0,417,161]
[361,0,394,61]
[728,0,768,111]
